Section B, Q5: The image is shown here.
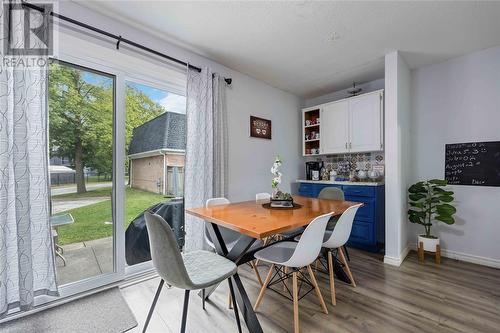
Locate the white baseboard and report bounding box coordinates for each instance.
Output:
[408,243,500,269]
[383,245,410,267]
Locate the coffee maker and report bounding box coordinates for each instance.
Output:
[305,161,323,180]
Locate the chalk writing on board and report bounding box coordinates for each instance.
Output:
[445,141,500,187]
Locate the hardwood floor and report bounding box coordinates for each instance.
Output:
[121,249,500,333]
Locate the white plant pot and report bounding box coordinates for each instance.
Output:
[418,235,440,252]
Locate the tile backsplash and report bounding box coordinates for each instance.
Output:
[306,152,385,176]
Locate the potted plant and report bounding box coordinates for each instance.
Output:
[270,156,293,207]
[408,179,456,252]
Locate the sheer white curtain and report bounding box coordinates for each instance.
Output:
[184,67,228,251]
[0,6,59,318]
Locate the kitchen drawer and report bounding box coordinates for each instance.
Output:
[299,183,315,192]
[343,185,375,197]
[344,196,375,221]
[349,220,375,244]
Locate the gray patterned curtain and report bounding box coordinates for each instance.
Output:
[184,68,228,251]
[212,74,228,198]
[0,5,59,318]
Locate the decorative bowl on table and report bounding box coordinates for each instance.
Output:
[270,191,294,208]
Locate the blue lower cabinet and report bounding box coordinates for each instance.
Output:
[298,182,384,252]
[298,183,315,197]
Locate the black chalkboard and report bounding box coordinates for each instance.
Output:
[445,141,500,187]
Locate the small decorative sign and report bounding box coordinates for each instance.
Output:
[250,116,272,139]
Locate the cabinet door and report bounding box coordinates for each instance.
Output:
[349,92,383,152]
[320,101,349,154]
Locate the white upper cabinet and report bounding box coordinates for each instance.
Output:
[348,91,383,152]
[301,89,384,156]
[320,100,349,154]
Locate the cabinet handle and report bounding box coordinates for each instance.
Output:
[345,142,348,149]
[349,142,352,149]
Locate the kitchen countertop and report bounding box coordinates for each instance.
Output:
[296,179,385,186]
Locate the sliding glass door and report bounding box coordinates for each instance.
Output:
[123,80,186,273]
[48,60,118,288]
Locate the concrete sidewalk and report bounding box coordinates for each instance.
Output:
[56,237,113,285]
[52,197,110,213]
[51,182,112,196]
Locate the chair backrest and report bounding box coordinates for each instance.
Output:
[283,212,333,268]
[318,187,345,201]
[144,212,192,289]
[206,197,231,207]
[255,192,271,201]
[204,197,241,247]
[323,204,363,249]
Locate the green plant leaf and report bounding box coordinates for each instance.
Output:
[409,215,422,224]
[436,203,457,216]
[438,195,454,202]
[408,183,426,194]
[409,210,426,218]
[409,193,425,201]
[429,179,448,186]
[435,215,455,224]
[410,202,425,208]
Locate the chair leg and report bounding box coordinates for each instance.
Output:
[202,289,206,310]
[142,279,164,333]
[307,266,328,314]
[180,290,190,333]
[251,260,264,286]
[227,278,243,333]
[327,250,336,305]
[343,245,351,261]
[338,247,356,287]
[228,292,233,309]
[283,266,288,292]
[254,264,275,310]
[292,271,300,333]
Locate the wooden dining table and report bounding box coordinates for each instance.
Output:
[185,195,360,333]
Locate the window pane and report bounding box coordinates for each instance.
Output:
[124,81,186,266]
[48,61,114,285]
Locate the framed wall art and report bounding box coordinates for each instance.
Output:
[250,116,272,140]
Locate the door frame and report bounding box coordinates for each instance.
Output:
[42,29,186,303]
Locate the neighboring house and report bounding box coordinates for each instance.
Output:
[128,112,186,196]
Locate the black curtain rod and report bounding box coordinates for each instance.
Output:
[21,1,232,85]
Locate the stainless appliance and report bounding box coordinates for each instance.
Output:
[305,161,323,180]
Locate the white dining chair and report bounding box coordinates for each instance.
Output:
[253,212,333,333]
[204,197,264,308]
[317,187,351,261]
[304,203,362,305]
[255,192,271,201]
[253,191,301,267]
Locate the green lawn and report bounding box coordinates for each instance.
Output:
[54,187,166,245]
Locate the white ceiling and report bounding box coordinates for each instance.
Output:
[77,1,500,98]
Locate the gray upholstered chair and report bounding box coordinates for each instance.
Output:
[143,212,242,333]
[317,187,351,261]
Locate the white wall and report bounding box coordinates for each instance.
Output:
[303,78,385,107]
[410,45,500,267]
[58,2,302,202]
[384,51,411,266]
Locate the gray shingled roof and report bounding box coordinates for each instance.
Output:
[128,112,186,155]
